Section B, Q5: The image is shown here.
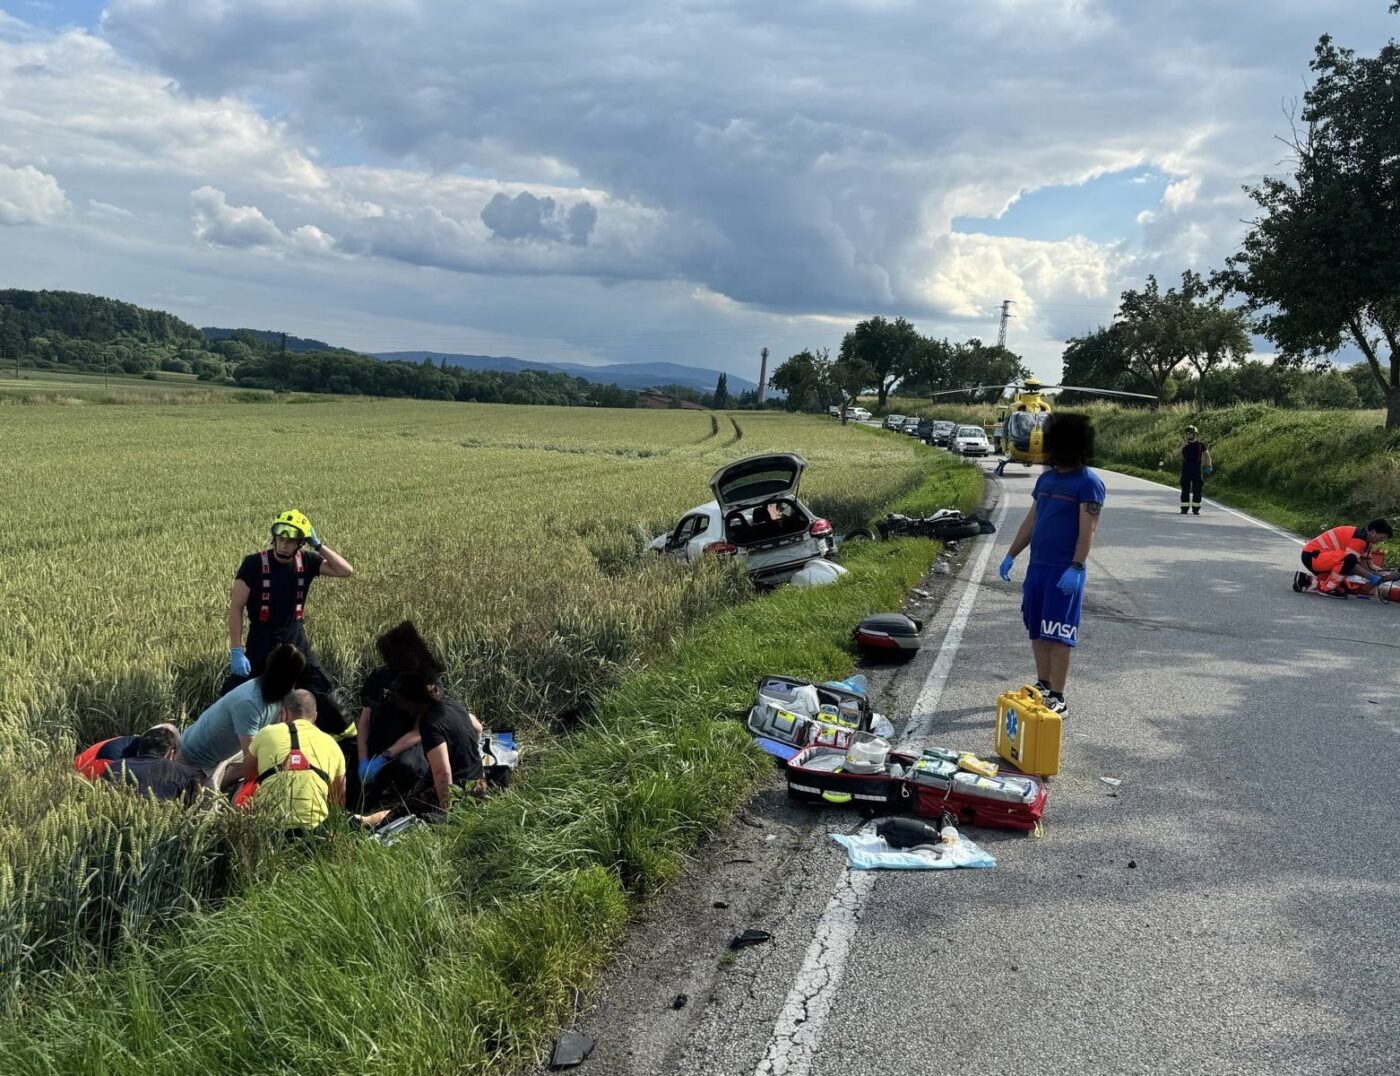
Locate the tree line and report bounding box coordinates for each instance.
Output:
[768,318,1029,419]
[0,293,642,407]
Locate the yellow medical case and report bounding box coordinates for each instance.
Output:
[994,684,1062,777]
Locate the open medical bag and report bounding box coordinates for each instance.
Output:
[906,750,1047,832]
[747,674,873,759]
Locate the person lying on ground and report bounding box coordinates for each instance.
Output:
[355,620,441,809]
[99,725,204,805]
[243,688,346,838]
[177,644,306,779]
[354,669,484,827]
[74,722,182,780]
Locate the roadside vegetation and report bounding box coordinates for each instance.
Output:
[0,396,981,1070]
[907,397,1400,539]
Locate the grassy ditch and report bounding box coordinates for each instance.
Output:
[1,456,982,1074]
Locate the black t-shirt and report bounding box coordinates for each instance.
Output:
[419,697,483,784]
[236,550,323,635]
[361,665,414,755]
[1181,441,1208,474]
[360,667,450,756]
[102,757,204,805]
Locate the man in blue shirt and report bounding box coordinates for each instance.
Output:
[998,413,1104,716]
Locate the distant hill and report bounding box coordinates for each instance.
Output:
[373,351,757,394]
[202,327,337,353]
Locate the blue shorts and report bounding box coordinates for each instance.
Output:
[1022,563,1083,647]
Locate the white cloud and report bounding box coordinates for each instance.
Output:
[86,198,134,219]
[190,185,289,250]
[0,2,1395,379]
[0,163,68,224]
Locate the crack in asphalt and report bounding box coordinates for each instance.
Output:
[752,865,875,1076]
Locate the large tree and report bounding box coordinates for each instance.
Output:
[1220,26,1400,426]
[828,351,876,423]
[768,348,834,413]
[837,315,922,410]
[1059,324,1136,401]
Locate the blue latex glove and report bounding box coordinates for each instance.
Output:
[362,754,389,785]
[1368,573,1383,586]
[229,646,252,677]
[1057,564,1086,597]
[1204,465,1214,477]
[998,554,1016,582]
[307,526,322,550]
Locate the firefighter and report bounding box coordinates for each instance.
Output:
[1175,425,1212,515]
[1294,519,1393,596]
[223,509,354,730]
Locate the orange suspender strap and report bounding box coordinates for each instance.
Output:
[256,723,331,787]
[257,551,306,623]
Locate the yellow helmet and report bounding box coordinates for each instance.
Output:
[271,509,313,540]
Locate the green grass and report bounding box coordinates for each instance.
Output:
[0,456,982,1074]
[1083,403,1400,538]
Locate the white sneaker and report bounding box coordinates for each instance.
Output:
[1045,695,1068,716]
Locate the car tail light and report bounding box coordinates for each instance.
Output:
[854,629,899,649]
[810,519,833,537]
[703,541,738,556]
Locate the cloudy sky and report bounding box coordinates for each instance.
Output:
[0,2,1394,382]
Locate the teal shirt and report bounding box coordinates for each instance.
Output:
[179,679,281,771]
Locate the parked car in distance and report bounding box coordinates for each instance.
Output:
[900,417,921,435]
[926,420,956,446]
[883,413,905,430]
[648,453,836,586]
[844,406,873,422]
[828,405,842,417]
[953,425,991,457]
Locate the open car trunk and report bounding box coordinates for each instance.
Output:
[709,453,806,511]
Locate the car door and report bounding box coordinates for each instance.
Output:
[667,513,710,563]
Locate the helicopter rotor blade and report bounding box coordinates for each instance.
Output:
[926,385,1008,398]
[1043,385,1160,401]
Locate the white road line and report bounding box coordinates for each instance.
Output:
[906,496,1012,741]
[752,492,1010,1076]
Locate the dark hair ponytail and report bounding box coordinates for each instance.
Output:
[259,644,307,703]
[376,620,443,676]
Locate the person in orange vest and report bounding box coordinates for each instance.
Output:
[1293,518,1393,596]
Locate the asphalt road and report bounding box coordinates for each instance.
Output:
[575,463,1400,1076]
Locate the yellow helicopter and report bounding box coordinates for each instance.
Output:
[927,378,1157,475]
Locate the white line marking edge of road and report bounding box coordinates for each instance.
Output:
[751,493,1011,1076]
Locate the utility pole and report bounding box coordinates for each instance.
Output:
[996,299,1015,350]
[757,346,769,405]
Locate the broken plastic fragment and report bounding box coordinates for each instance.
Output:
[1099,776,1122,787]
[549,1029,595,1069]
[728,928,773,950]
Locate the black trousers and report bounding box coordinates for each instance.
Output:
[218,625,347,733]
[1180,472,1203,509]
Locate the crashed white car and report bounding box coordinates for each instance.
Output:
[649,453,837,586]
